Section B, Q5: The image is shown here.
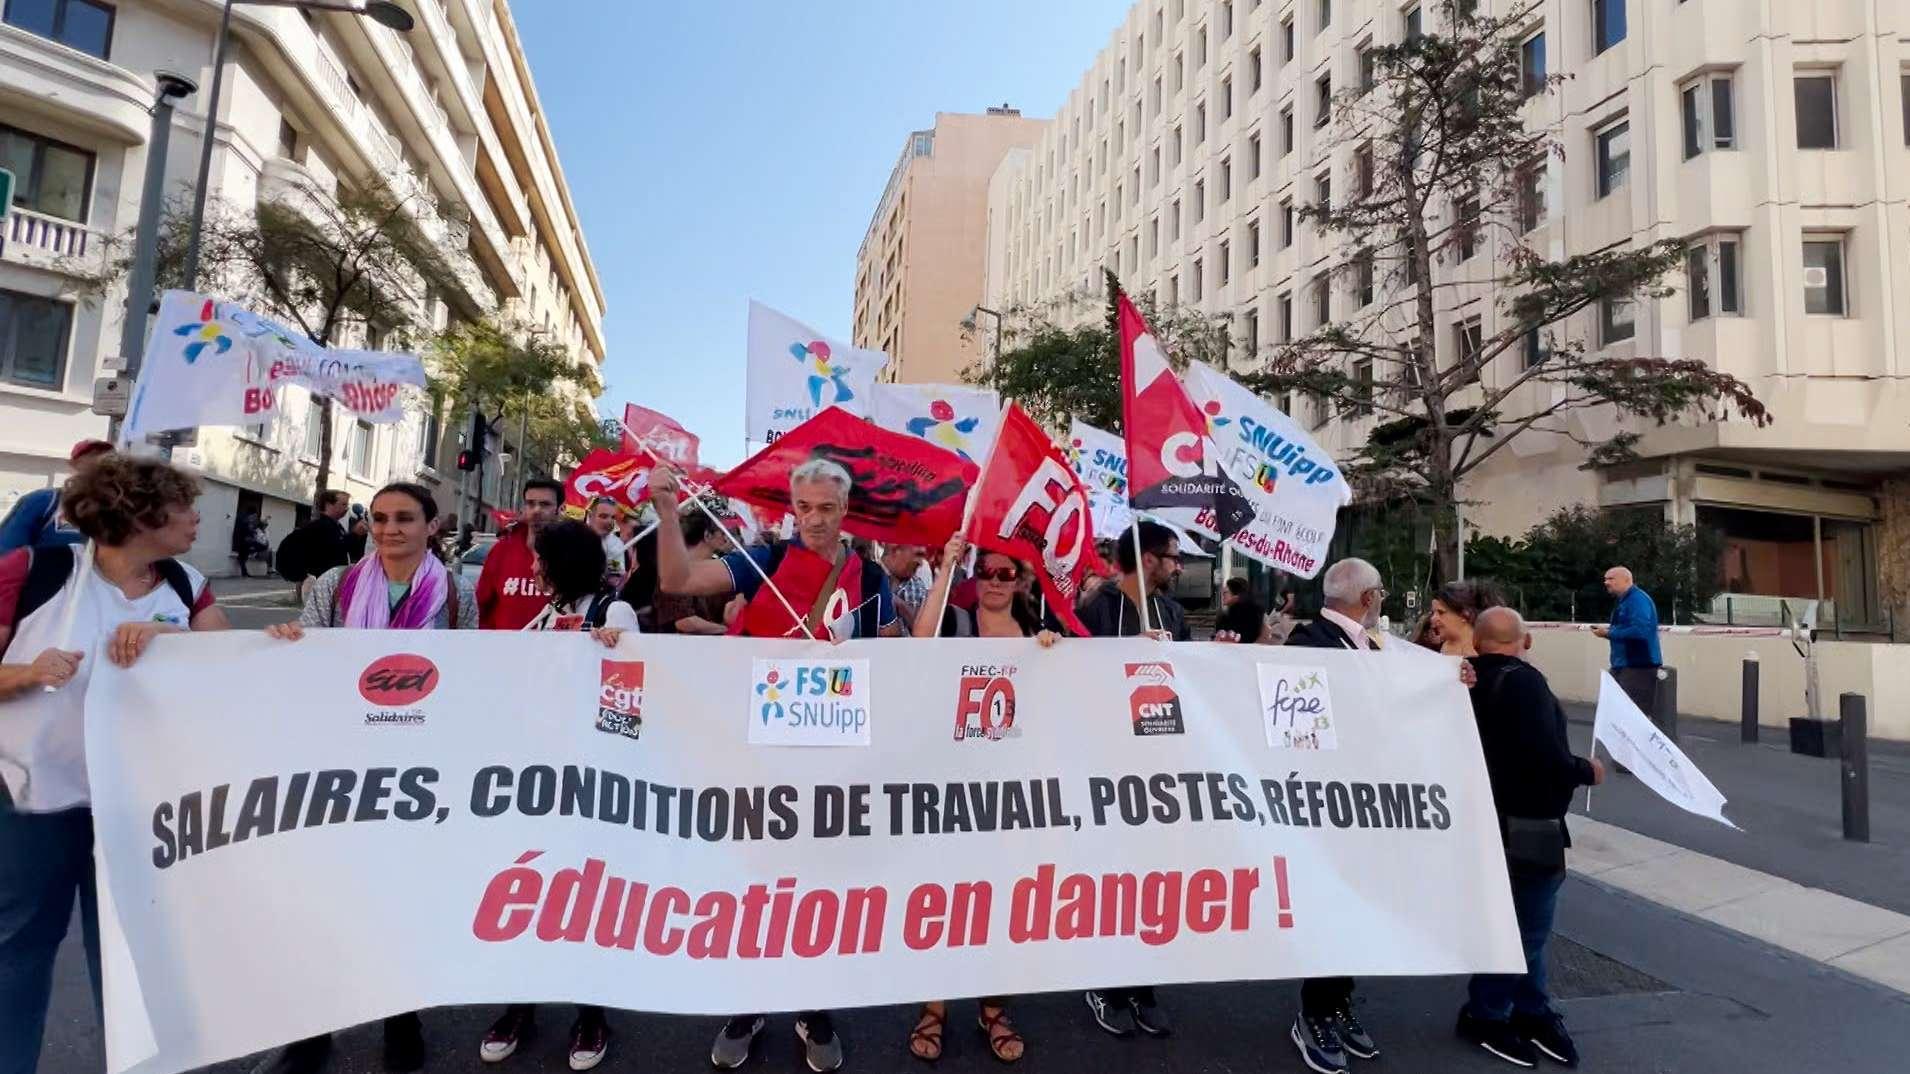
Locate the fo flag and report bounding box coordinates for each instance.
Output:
[964,404,1111,636]
[1116,290,1254,538]
[621,403,700,467]
[713,406,975,547]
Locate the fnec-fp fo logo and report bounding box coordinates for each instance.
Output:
[597,660,645,741]
[749,659,871,746]
[954,665,1021,741]
[1125,661,1186,736]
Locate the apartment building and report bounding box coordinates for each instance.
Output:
[853,107,1046,385]
[0,0,604,575]
[981,0,1910,632]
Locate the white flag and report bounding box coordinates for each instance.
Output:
[123,291,426,443]
[744,300,889,443]
[870,383,1001,462]
[1151,361,1352,579]
[1593,671,1738,829]
[1066,420,1134,537]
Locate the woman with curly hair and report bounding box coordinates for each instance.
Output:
[0,455,227,1072]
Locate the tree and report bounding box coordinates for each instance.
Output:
[1463,505,1726,625]
[963,286,1236,432]
[429,319,607,500]
[1242,1,1768,579]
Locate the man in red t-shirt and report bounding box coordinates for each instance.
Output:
[475,479,563,630]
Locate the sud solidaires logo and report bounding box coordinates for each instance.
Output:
[357,653,437,726]
[1126,661,1186,736]
[597,660,644,741]
[749,659,872,746]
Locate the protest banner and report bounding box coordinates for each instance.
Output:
[745,301,889,443]
[621,404,701,467]
[1593,671,1737,829]
[122,291,427,443]
[1067,420,1135,537]
[1148,361,1352,580]
[87,632,1519,1074]
[714,406,976,548]
[870,383,1002,462]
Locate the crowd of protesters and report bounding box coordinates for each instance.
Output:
[0,445,1620,1074]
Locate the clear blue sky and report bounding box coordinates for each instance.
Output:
[514,0,1131,467]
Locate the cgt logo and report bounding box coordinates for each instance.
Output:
[597,660,645,741]
[1125,661,1186,736]
[358,653,438,706]
[954,665,1020,741]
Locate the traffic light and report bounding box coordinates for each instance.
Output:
[456,448,479,472]
[457,410,489,471]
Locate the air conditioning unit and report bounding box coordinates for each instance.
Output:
[1803,266,1829,288]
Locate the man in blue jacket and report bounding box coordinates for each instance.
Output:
[1593,565,1661,715]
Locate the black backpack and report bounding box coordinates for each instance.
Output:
[2,545,195,656]
[759,541,888,639]
[275,525,311,584]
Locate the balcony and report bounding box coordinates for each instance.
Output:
[0,207,105,276]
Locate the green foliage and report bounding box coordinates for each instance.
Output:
[431,319,606,472]
[1462,506,1727,624]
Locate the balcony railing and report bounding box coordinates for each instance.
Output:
[0,207,104,275]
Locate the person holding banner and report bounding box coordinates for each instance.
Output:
[1075,520,1190,642]
[476,480,565,630]
[0,456,227,1074]
[1461,607,1603,1068]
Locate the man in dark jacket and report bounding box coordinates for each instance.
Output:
[282,491,352,596]
[1076,519,1191,641]
[1459,607,1604,1069]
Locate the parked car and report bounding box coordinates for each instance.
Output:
[458,533,500,585]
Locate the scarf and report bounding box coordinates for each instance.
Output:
[336,552,450,630]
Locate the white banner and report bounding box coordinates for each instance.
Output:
[744,301,889,443]
[870,383,1001,463]
[87,633,1519,1074]
[1593,671,1737,829]
[122,291,427,442]
[1151,362,1351,579]
[1067,420,1135,537]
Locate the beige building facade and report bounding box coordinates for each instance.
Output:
[0,0,603,575]
[853,107,1046,385]
[982,0,1910,633]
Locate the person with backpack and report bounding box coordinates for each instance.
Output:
[476,518,630,1071]
[0,439,113,555]
[650,457,901,1074]
[0,455,228,1074]
[258,482,473,1074]
[275,491,353,596]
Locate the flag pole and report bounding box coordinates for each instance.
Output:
[1130,520,1153,635]
[927,405,1004,639]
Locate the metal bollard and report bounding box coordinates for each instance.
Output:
[1840,693,1869,843]
[1741,654,1759,744]
[1655,667,1679,743]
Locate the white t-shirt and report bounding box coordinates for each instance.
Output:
[522,593,640,634]
[0,552,212,811]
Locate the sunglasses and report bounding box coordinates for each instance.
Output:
[975,566,1022,583]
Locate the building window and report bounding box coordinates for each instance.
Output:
[1718,235,1742,314]
[1248,132,1262,178]
[1193,179,1205,222]
[303,401,326,458]
[1803,236,1847,316]
[0,124,95,223]
[1312,275,1330,324]
[1356,249,1375,306]
[1148,215,1159,257]
[1196,24,1207,68]
[1316,171,1331,213]
[1404,3,1422,40]
[0,288,72,388]
[1352,359,1375,415]
[1221,77,1233,121]
[3,0,114,59]
[1169,273,1180,303]
[1248,218,1261,266]
[1171,197,1182,239]
[1281,198,1295,246]
[1195,102,1206,144]
[1172,124,1183,166]
[1280,106,1295,155]
[1315,74,1333,127]
[1281,16,1295,62]
[1456,197,1479,260]
[1221,0,1232,37]
[1192,258,1204,300]
[422,403,441,470]
[1686,245,1711,321]
[1521,32,1546,97]
[1455,316,1484,383]
[1250,47,1263,92]
[1174,52,1184,93]
[1219,239,1231,285]
[1592,0,1626,55]
[1152,75,1163,116]
[1517,160,1545,231]
[1318,0,1331,32]
[1681,74,1735,159]
[1219,157,1231,202]
[1355,144,1374,198]
[1278,292,1294,340]
[1245,306,1259,354]
[1522,327,1549,369]
[1595,118,1630,198]
[277,118,301,162]
[1600,298,1635,344]
[1794,72,1838,149]
[1150,146,1161,186]
[1357,44,1375,94]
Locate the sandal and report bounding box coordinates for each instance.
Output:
[978,1005,1025,1064]
[908,1004,946,1062]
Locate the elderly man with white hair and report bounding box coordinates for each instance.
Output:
[649,456,901,1073]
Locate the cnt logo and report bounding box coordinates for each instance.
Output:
[597,660,645,741]
[1125,661,1186,736]
[358,653,437,726]
[953,665,1020,741]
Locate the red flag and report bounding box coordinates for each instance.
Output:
[963,403,1110,636]
[1116,288,1256,538]
[565,448,657,513]
[621,403,700,468]
[713,406,976,547]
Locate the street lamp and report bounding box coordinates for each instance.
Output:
[180,1,416,288]
[111,70,200,441]
[960,304,1004,367]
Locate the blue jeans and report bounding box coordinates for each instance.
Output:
[1467,866,1565,1023]
[0,801,101,1074]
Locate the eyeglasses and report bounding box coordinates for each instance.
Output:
[975,567,1021,583]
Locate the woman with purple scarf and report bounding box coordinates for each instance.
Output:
[259,482,473,1074]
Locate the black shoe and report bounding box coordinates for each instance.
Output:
[383,1012,426,1073]
[255,1035,332,1074]
[1456,1007,1537,1069]
[794,1011,843,1073]
[1513,1011,1580,1067]
[1290,1013,1349,1074]
[1333,1004,1378,1060]
[1128,988,1171,1037]
[710,1015,765,1070]
[1083,990,1136,1037]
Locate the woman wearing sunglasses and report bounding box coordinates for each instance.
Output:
[906,534,1053,1064]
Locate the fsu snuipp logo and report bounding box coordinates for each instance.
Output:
[358,653,439,707]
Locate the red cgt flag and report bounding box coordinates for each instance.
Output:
[564,448,658,514]
[964,403,1110,636]
[713,406,975,547]
[621,403,700,468]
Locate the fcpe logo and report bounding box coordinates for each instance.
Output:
[1125,661,1186,736]
[954,665,1020,741]
[598,659,645,741]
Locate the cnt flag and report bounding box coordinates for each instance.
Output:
[621,403,700,468]
[745,301,889,443]
[1116,287,1255,538]
[962,403,1111,636]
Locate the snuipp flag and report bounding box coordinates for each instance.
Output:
[1066,420,1134,537]
[745,301,889,443]
[870,383,1002,462]
[713,406,975,548]
[621,403,700,468]
[964,404,1110,636]
[123,290,426,443]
